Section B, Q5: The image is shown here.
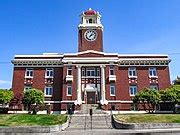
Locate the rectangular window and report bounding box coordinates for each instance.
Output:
[67,66,72,75]
[82,68,85,76]
[67,84,72,96]
[128,67,137,77]
[45,86,53,96]
[149,67,157,77]
[97,68,100,76]
[24,86,32,91]
[45,68,54,78]
[109,66,114,75]
[150,84,159,90]
[129,85,137,96]
[110,84,115,96]
[25,68,34,78]
[86,68,96,77]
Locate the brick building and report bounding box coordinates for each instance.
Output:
[12,8,171,113]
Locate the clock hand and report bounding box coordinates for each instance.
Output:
[89,33,94,38]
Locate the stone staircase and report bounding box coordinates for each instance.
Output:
[66,104,112,131]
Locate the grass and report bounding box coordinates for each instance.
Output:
[0,114,67,126]
[115,114,180,123]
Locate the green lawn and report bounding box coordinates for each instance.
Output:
[115,114,180,123]
[0,114,67,126]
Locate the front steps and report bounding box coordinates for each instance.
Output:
[66,104,112,130]
[66,115,112,130]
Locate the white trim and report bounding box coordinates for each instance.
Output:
[149,76,158,78]
[44,101,61,103]
[118,54,168,57]
[107,100,133,103]
[120,58,170,61]
[44,95,52,97]
[15,54,63,58]
[67,84,72,96]
[64,50,118,56]
[13,59,62,61]
[129,76,137,79]
[14,53,168,58]
[25,68,34,78]
[110,84,116,96]
[44,86,53,97]
[129,85,137,96]
[45,68,54,78]
[61,100,75,103]
[128,67,137,78]
[149,67,158,77]
[62,57,119,63]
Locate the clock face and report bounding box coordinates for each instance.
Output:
[84,30,97,41]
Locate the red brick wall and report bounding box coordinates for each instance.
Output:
[62,66,77,101]
[52,68,63,101]
[32,68,45,91]
[158,66,171,89]
[78,29,103,52]
[12,67,26,94]
[137,67,150,91]
[106,66,171,105]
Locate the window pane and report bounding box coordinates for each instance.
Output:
[110,84,115,95]
[30,71,33,76]
[67,85,72,95]
[50,71,53,76]
[130,86,137,96]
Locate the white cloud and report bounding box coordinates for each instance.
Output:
[0,80,11,85]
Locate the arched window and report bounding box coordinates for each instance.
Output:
[89,19,92,23]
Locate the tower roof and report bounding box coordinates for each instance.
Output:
[84,8,97,15]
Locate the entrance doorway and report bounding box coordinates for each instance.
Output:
[87,92,96,104]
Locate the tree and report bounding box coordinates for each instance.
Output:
[160,85,180,112]
[173,76,180,85]
[0,89,14,105]
[23,88,44,114]
[0,89,14,114]
[133,88,160,113]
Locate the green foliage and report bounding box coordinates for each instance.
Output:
[23,88,44,111]
[115,114,180,123]
[0,89,14,104]
[133,87,160,113]
[0,114,67,126]
[160,85,180,104]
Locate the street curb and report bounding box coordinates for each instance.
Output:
[112,115,180,129]
[0,116,70,133]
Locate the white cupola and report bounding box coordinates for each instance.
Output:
[78,8,103,29]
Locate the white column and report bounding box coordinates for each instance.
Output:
[100,65,108,105]
[76,65,82,105]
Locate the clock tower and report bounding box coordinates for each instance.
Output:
[78,8,104,52]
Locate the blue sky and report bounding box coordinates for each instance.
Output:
[0,0,180,89]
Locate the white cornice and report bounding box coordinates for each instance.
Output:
[118,54,168,57]
[78,24,103,29]
[62,57,119,63]
[64,50,118,56]
[14,54,63,58]
[120,58,170,61]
